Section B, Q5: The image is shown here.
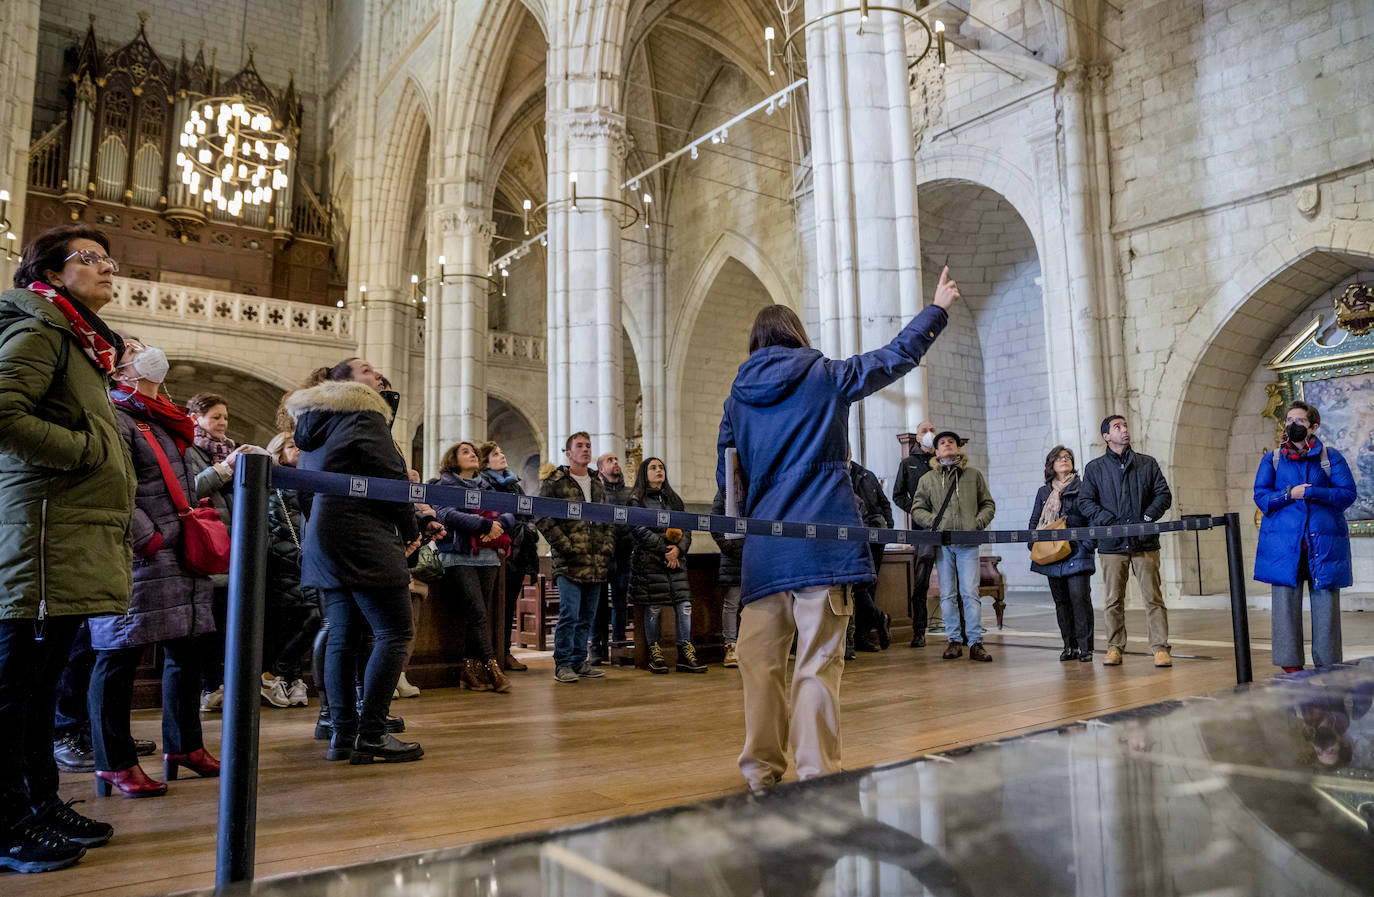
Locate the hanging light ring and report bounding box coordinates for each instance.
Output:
[781,6,933,66]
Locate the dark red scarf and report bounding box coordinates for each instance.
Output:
[1282,439,1317,462]
[27,280,119,375]
[111,387,197,453]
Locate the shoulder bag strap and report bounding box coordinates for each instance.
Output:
[930,470,959,530]
[136,422,192,513]
[276,489,301,550]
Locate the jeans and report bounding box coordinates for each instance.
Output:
[1047,573,1094,653]
[444,565,498,661]
[321,586,413,739]
[937,545,983,646]
[644,601,692,645]
[268,605,322,682]
[54,620,94,737]
[90,637,203,772]
[199,584,228,692]
[553,577,603,669]
[723,586,742,644]
[0,616,82,824]
[595,557,631,650]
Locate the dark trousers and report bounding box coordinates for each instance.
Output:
[89,636,203,772]
[0,616,82,824]
[199,584,228,692]
[268,604,322,682]
[501,567,528,655]
[445,565,498,661]
[321,586,413,739]
[853,545,886,639]
[594,557,631,651]
[1048,572,1094,653]
[54,620,94,737]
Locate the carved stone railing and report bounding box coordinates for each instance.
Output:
[105,277,353,342]
[488,330,546,368]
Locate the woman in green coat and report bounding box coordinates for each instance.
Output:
[0,225,135,872]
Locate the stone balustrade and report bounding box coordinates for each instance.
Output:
[488,330,546,368]
[106,277,354,343]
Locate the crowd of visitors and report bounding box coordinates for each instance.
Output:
[0,225,1360,872]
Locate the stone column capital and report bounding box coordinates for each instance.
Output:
[436,206,495,245]
[547,109,630,160]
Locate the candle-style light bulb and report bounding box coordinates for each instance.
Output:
[569,172,578,209]
[523,198,532,235]
[764,27,775,76]
[935,20,947,68]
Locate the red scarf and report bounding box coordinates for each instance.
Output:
[1282,439,1316,462]
[27,280,119,375]
[111,387,197,453]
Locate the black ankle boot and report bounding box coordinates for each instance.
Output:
[325,727,355,762]
[349,733,423,764]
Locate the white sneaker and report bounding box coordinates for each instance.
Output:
[200,685,224,712]
[395,672,420,698]
[286,678,309,707]
[260,673,291,708]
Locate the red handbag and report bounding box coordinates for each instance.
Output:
[136,423,232,576]
[470,509,512,555]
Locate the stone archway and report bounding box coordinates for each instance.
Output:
[918,179,1047,591]
[488,395,543,489]
[163,360,286,449]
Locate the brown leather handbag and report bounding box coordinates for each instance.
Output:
[1030,517,1072,565]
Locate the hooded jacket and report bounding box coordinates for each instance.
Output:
[287,380,418,592]
[717,305,947,605]
[537,466,616,583]
[89,395,215,649]
[1078,446,1172,554]
[909,454,996,533]
[0,288,135,621]
[1253,439,1356,590]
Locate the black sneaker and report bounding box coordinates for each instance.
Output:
[53,735,95,773]
[0,817,85,873]
[31,798,112,849]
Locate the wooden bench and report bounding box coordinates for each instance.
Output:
[926,555,1008,629]
[514,574,559,651]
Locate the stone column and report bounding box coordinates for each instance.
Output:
[0,0,40,282]
[429,206,494,469]
[544,109,628,460]
[804,1,927,468]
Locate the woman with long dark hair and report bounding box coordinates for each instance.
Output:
[479,441,536,671]
[718,270,958,793]
[286,357,428,763]
[1028,446,1096,662]
[0,226,135,870]
[628,458,703,674]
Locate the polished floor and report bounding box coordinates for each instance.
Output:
[18,599,1374,896]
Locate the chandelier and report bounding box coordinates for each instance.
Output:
[176,98,290,217]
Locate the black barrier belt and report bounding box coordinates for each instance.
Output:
[270,467,1227,546]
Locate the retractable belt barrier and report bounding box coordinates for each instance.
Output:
[217,456,1253,886]
[269,466,1229,547]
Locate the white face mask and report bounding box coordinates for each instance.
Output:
[120,346,169,384]
[920,431,936,449]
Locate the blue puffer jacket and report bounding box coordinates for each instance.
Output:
[1253,439,1356,590]
[717,305,948,605]
[1027,478,1096,578]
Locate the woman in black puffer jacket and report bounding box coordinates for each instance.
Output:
[262,431,320,707]
[629,458,704,674]
[286,358,426,765]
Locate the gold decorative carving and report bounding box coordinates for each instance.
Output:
[1335,282,1374,336]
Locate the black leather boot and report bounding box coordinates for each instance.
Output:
[325,726,355,762]
[349,733,423,764]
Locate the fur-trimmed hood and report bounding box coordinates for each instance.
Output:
[285,380,391,420]
[928,453,968,472]
[287,380,392,453]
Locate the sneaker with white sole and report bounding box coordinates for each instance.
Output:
[395,672,420,698]
[200,685,224,713]
[260,674,290,708]
[286,679,309,707]
[554,666,579,683]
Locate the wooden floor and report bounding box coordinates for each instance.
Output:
[20,600,1374,897]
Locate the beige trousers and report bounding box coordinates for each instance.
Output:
[1099,550,1169,653]
[737,585,852,791]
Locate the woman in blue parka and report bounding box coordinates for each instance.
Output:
[1254,400,1357,672]
[1028,445,1096,663]
[717,268,959,794]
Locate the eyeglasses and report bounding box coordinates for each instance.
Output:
[63,249,119,273]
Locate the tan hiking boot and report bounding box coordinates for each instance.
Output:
[1153,650,1172,668]
[1103,647,1124,666]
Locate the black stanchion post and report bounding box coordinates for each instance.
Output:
[216,453,271,888]
[1222,511,1253,685]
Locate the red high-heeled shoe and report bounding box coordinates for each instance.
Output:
[164,748,220,780]
[94,765,167,798]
